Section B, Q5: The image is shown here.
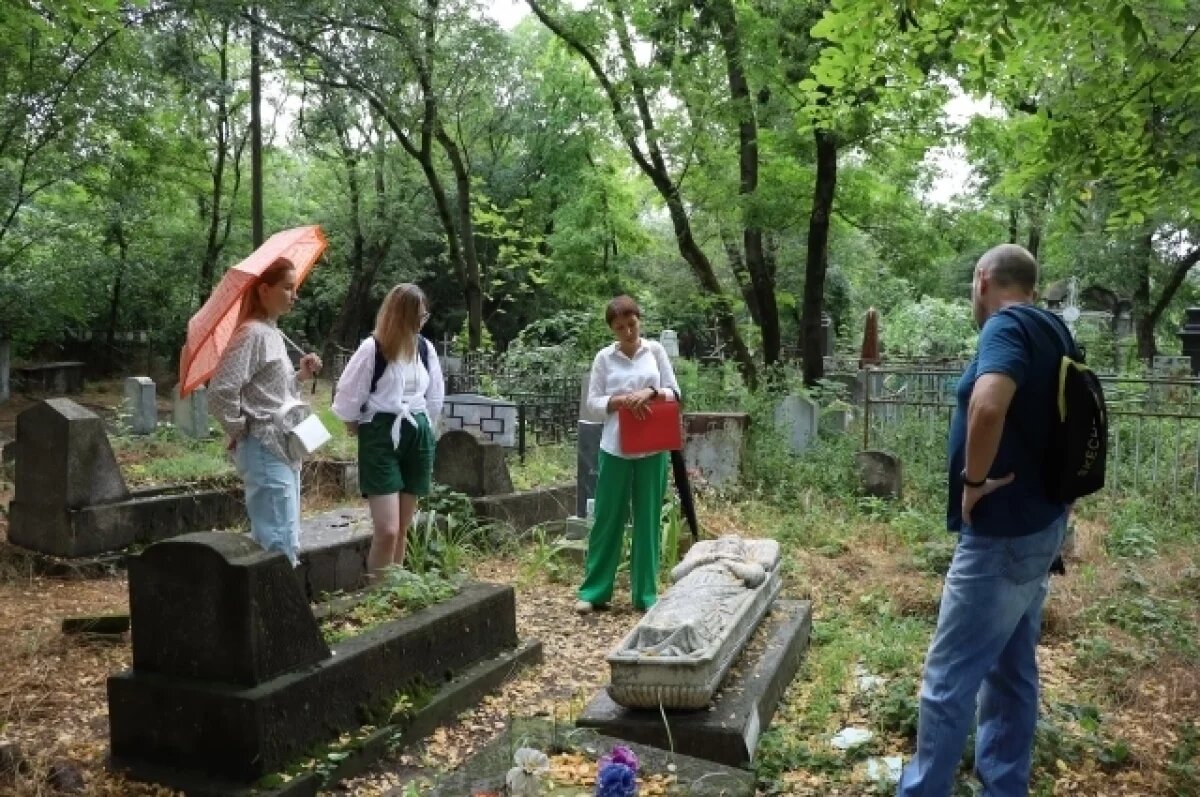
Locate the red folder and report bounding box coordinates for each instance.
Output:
[618,397,683,454]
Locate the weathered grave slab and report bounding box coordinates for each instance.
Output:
[471,483,575,532]
[424,717,755,797]
[434,429,514,497]
[128,533,330,685]
[607,538,783,710]
[578,599,813,767]
[682,412,749,489]
[122,376,157,435]
[12,361,85,394]
[856,450,903,500]
[110,532,534,786]
[775,394,819,453]
[576,420,602,516]
[172,384,211,438]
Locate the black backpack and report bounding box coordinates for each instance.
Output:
[1005,306,1108,503]
[360,335,430,412]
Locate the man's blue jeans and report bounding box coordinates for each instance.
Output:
[897,513,1066,797]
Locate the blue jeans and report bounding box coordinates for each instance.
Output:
[233,436,301,566]
[898,513,1066,797]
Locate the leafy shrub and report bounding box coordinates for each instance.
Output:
[880,297,975,359]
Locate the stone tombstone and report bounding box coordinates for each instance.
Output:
[607,536,782,710]
[820,403,851,437]
[576,420,603,517]
[172,384,210,439]
[821,312,834,357]
[683,413,749,489]
[434,429,514,497]
[660,329,680,358]
[855,450,902,500]
[0,335,10,403]
[7,399,129,552]
[440,393,518,448]
[774,394,819,453]
[128,532,330,686]
[123,376,157,435]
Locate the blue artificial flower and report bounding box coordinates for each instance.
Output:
[594,761,638,797]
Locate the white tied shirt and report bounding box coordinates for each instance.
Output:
[585,339,681,458]
[332,336,446,449]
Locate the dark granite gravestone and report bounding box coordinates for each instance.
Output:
[855,450,903,500]
[128,532,330,685]
[109,531,540,788]
[576,420,602,517]
[7,398,130,553]
[433,429,514,497]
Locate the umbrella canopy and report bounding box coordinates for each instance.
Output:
[178,225,327,397]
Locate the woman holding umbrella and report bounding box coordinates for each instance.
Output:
[576,295,681,614]
[209,256,323,565]
[331,284,444,581]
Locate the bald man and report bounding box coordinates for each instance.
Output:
[898,244,1071,797]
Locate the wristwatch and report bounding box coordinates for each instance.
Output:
[961,470,986,488]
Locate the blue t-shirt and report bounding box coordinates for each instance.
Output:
[946,305,1070,536]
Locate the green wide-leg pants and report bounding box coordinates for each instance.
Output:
[577,450,668,611]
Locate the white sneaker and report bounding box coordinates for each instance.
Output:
[575,600,594,614]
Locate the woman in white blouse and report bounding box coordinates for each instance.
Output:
[576,295,681,614]
[332,284,444,580]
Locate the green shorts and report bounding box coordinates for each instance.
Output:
[357,412,435,497]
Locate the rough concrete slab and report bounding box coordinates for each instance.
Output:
[577,599,812,767]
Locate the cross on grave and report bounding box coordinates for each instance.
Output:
[440,331,454,357]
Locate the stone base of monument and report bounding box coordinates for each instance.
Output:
[471,482,576,532]
[577,599,812,767]
[108,533,541,792]
[111,642,542,797]
[8,482,246,559]
[424,717,756,796]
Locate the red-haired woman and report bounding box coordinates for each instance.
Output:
[210,257,323,565]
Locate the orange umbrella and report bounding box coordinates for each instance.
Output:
[178,225,327,397]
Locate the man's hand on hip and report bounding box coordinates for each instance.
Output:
[962,473,1015,526]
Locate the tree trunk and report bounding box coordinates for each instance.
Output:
[435,127,484,350]
[1133,231,1156,361]
[249,9,264,248]
[197,24,231,304]
[802,128,837,386]
[721,228,761,325]
[710,0,779,365]
[105,222,128,374]
[1146,244,1200,340]
[526,0,757,388]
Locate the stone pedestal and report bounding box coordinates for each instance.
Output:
[856,450,903,499]
[775,394,819,453]
[7,399,130,554]
[576,420,602,517]
[123,377,157,435]
[1178,308,1200,377]
[172,385,210,439]
[128,533,330,686]
[683,412,749,488]
[433,429,514,497]
[579,600,812,767]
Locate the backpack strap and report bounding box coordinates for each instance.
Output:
[1002,305,1081,362]
[362,335,431,413]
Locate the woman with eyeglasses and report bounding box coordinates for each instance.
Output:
[332,283,444,581]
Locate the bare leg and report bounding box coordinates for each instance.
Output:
[367,493,401,581]
[393,492,419,567]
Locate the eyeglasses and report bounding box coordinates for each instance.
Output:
[420,312,431,326]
